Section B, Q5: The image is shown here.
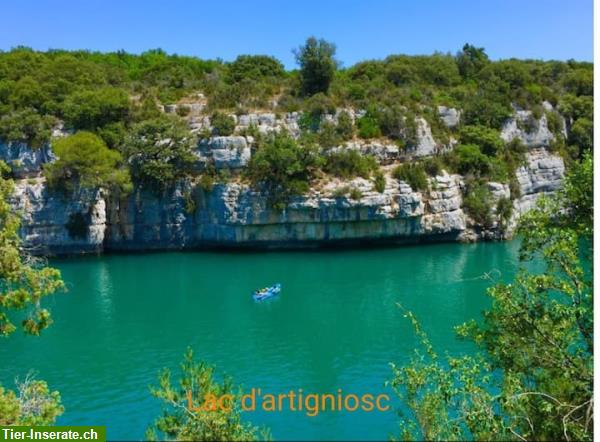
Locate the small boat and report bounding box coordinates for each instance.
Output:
[253,283,281,302]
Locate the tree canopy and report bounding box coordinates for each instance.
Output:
[294,37,338,96]
[44,131,131,193]
[146,348,267,441]
[391,153,593,441]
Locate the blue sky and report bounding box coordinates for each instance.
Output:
[1,0,592,67]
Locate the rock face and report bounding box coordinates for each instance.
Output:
[332,141,400,164]
[0,142,55,178]
[501,110,555,148]
[3,102,569,255]
[20,171,467,252]
[11,180,105,255]
[195,136,252,169]
[189,109,441,159]
[513,148,565,215]
[11,147,565,255]
[437,106,461,128]
[410,118,437,157]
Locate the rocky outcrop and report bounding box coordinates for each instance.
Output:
[331,141,401,164]
[410,118,437,157]
[14,171,467,253]
[0,142,55,178]
[513,148,565,215]
[3,100,568,255]
[11,180,105,255]
[422,174,465,234]
[437,106,461,128]
[10,146,564,255]
[195,136,252,169]
[501,110,555,148]
[187,109,441,159]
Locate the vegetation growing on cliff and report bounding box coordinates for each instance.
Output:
[0,160,65,424]
[121,115,196,190]
[0,42,591,146]
[45,131,132,193]
[390,153,593,441]
[246,133,322,208]
[0,40,593,212]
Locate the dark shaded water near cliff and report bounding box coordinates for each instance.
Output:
[0,241,525,440]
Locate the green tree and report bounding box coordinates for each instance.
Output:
[373,170,386,193]
[246,133,322,208]
[456,44,490,79]
[392,163,429,192]
[45,132,131,193]
[227,55,285,83]
[211,112,236,136]
[324,150,378,179]
[336,111,355,141]
[450,144,492,177]
[0,108,56,147]
[0,160,64,424]
[62,87,130,131]
[0,375,64,425]
[391,153,593,441]
[294,37,338,96]
[459,125,504,156]
[569,117,593,152]
[357,113,382,139]
[146,348,266,441]
[462,181,492,226]
[123,116,197,190]
[8,76,47,110]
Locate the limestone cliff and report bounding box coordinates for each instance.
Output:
[10,147,564,255]
[5,107,566,255]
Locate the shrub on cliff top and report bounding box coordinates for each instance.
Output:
[0,108,56,147]
[45,131,131,193]
[210,111,236,136]
[294,37,338,96]
[373,170,386,193]
[462,181,493,227]
[122,115,197,190]
[357,113,381,139]
[449,144,492,177]
[61,87,130,131]
[226,55,285,83]
[392,163,428,192]
[323,150,378,179]
[246,133,322,208]
[336,111,355,141]
[459,125,504,156]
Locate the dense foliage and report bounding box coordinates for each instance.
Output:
[0,375,64,425]
[0,43,591,142]
[294,37,338,96]
[323,150,377,179]
[392,163,429,192]
[0,41,592,210]
[121,116,196,190]
[390,153,593,441]
[246,133,323,208]
[146,348,266,441]
[45,131,131,193]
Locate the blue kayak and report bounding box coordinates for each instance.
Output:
[253,283,281,302]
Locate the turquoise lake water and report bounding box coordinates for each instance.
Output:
[0,240,524,440]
